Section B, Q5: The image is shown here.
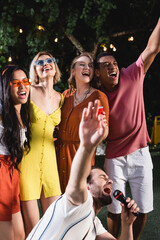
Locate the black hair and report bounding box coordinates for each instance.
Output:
[96,52,113,62]
[93,52,118,89]
[0,65,31,169]
[95,52,114,69]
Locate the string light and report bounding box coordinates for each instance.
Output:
[37,25,45,31]
[128,36,134,41]
[100,43,117,52]
[100,43,107,52]
[103,46,107,52]
[54,37,58,42]
[19,28,23,33]
[8,56,12,62]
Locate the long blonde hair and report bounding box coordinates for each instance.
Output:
[29,51,61,85]
[68,52,94,91]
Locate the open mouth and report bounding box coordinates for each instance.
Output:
[109,72,117,78]
[82,72,90,77]
[18,91,27,99]
[104,186,112,194]
[43,67,50,72]
[18,91,26,96]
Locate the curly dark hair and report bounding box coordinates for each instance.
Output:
[0,65,31,169]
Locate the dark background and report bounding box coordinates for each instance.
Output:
[0,0,160,134]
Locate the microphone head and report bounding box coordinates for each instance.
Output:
[113,190,139,217]
[113,190,127,205]
[113,190,122,199]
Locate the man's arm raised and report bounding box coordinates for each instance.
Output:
[66,100,107,205]
[142,17,160,74]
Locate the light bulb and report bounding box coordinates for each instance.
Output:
[8,56,12,62]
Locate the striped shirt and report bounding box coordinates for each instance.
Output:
[26,192,107,240]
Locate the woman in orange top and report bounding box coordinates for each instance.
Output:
[56,52,109,193]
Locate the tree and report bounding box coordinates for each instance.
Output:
[0,0,160,131]
[0,0,159,65]
[0,0,159,89]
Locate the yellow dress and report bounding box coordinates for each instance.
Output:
[19,94,64,201]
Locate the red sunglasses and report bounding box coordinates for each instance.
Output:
[10,78,32,87]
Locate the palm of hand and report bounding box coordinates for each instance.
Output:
[79,116,103,148]
[121,207,136,225]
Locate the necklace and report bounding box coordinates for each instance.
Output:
[74,87,91,106]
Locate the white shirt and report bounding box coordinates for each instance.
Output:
[0,120,27,155]
[27,192,107,240]
[0,81,2,114]
[0,102,2,115]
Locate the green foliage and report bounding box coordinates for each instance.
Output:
[81,0,116,39]
[0,0,159,95]
[0,19,17,67]
[0,0,156,69]
[65,10,79,35]
[0,0,159,118]
[0,56,6,68]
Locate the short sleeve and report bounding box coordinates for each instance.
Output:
[94,216,107,236]
[59,93,64,108]
[120,54,145,84]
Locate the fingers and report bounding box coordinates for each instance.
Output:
[82,100,106,125]
[92,100,100,118]
[98,119,106,136]
[81,101,94,121]
[82,100,100,120]
[87,101,94,118]
[81,107,88,121]
[128,200,139,215]
[122,197,140,215]
[98,111,107,124]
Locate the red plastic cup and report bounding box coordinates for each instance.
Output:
[98,106,103,115]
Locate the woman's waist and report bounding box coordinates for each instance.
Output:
[29,136,56,143]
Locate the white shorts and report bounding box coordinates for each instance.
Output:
[104,146,153,214]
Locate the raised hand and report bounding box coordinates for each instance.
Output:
[79,99,107,151]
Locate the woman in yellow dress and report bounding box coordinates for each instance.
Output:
[19,51,64,237]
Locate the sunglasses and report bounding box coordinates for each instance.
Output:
[10,78,32,87]
[34,57,56,66]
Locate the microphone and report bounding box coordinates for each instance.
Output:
[113,190,139,217]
